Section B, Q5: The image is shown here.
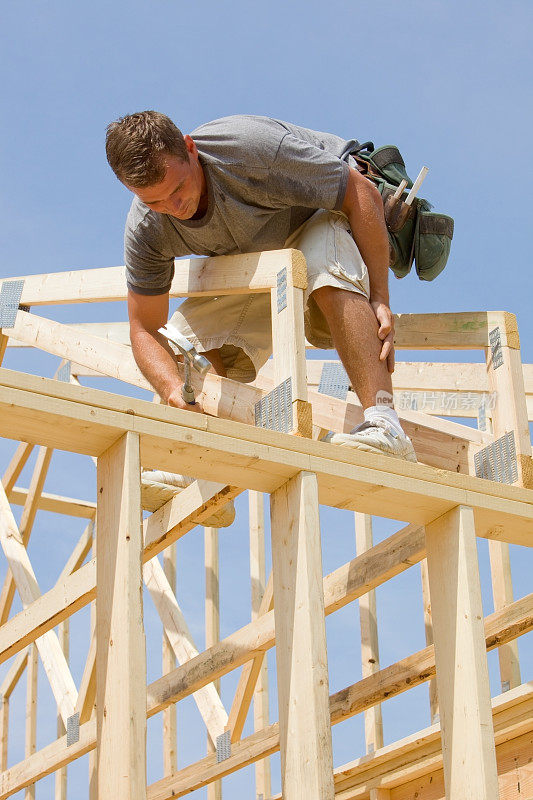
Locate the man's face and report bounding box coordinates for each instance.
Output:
[126,135,207,220]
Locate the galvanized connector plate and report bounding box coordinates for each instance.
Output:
[216,730,231,762]
[474,431,518,484]
[489,326,503,369]
[477,401,487,431]
[255,378,293,433]
[67,712,80,746]
[276,268,287,313]
[0,280,25,328]
[318,362,350,401]
[56,361,71,383]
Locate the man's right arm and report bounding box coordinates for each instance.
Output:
[127,290,203,412]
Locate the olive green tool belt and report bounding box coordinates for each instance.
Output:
[352,142,454,281]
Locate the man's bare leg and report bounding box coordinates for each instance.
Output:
[311,286,417,461]
[311,286,392,409]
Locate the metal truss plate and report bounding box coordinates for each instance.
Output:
[67,712,80,746]
[276,268,287,313]
[489,326,503,369]
[0,280,24,328]
[477,401,487,431]
[216,730,231,762]
[56,361,71,383]
[255,377,293,433]
[318,362,350,400]
[474,431,518,484]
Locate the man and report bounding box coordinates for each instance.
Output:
[105,111,417,462]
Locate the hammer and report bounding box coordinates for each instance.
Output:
[158,323,212,405]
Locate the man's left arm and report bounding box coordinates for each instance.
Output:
[341,166,395,373]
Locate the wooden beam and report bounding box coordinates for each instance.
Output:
[24,644,38,800]
[147,524,426,716]
[425,505,498,799]
[488,540,521,692]
[0,335,7,367]
[0,649,28,697]
[354,513,384,754]
[8,487,96,519]
[1,370,532,545]
[0,478,240,666]
[96,432,146,799]
[0,446,53,625]
[332,682,533,798]
[0,484,77,724]
[269,274,311,436]
[227,572,273,743]
[270,471,334,799]
[420,557,439,723]
[1,443,34,494]
[6,314,488,475]
[55,622,68,800]
[0,250,306,305]
[484,320,532,487]
[57,521,94,583]
[143,555,228,744]
[392,311,520,350]
[0,718,96,799]
[0,561,95,665]
[162,544,177,777]
[204,527,222,800]
[1,591,530,800]
[248,491,271,799]
[75,631,96,724]
[145,592,533,799]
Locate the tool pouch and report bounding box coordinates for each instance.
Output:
[414,209,454,281]
[350,142,454,281]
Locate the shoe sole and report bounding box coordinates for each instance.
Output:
[325,434,418,463]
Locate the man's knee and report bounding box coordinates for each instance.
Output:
[311,285,368,313]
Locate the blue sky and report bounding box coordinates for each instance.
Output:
[1,1,532,797]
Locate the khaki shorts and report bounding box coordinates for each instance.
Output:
[169,208,370,382]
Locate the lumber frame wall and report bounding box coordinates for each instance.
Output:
[0,252,532,800]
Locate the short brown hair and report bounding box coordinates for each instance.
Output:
[105,111,189,187]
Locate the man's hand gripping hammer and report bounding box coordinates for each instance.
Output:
[158,323,212,405]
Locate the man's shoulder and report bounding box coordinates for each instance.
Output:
[190,115,290,168]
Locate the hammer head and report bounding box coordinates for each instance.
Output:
[158,324,212,376]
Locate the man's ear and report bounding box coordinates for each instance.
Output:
[184,135,197,158]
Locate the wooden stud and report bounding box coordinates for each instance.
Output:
[96,432,146,800]
[162,543,177,777]
[0,695,9,773]
[483,334,524,690]
[89,537,97,800]
[425,505,499,799]
[0,334,8,367]
[24,643,38,800]
[420,557,439,723]
[54,621,69,800]
[270,471,334,800]
[205,527,222,800]
[484,324,533,488]
[488,539,522,692]
[354,513,384,753]
[248,491,271,800]
[269,274,312,437]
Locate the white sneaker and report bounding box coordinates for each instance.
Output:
[323,419,418,463]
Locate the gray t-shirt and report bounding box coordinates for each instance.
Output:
[124,115,358,295]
